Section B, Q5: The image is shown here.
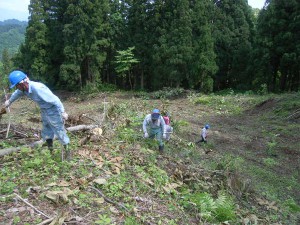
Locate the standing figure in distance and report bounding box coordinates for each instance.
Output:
[4,70,71,160]
[195,124,210,144]
[162,111,173,141]
[143,109,166,152]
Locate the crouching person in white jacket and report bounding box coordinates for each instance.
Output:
[142,109,166,152]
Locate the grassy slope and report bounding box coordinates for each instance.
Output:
[0,91,299,224]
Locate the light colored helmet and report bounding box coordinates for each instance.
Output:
[151,108,160,119]
[152,109,160,114]
[9,70,27,89]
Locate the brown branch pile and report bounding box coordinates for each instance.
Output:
[0,124,39,140]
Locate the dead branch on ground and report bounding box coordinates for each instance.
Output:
[66,124,98,132]
[3,89,11,138]
[37,218,54,225]
[15,193,51,219]
[0,124,100,156]
[89,186,128,212]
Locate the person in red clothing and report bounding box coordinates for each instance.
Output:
[162,111,173,141]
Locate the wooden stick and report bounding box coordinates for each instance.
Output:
[102,98,108,124]
[89,186,128,211]
[0,129,7,134]
[81,114,97,123]
[13,130,29,137]
[15,193,51,219]
[287,109,300,119]
[37,218,54,225]
[3,88,11,138]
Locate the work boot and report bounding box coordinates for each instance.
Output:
[64,145,72,161]
[46,139,53,153]
[159,145,164,153]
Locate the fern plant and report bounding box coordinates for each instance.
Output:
[181,192,236,223]
[214,193,236,222]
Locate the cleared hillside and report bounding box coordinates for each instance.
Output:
[0,91,299,224]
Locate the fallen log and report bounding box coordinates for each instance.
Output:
[0,124,99,157]
[0,147,22,156]
[0,140,44,156]
[66,124,98,132]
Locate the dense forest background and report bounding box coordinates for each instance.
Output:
[0,0,299,93]
[0,20,27,59]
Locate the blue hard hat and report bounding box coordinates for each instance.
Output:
[9,70,27,89]
[152,109,160,114]
[205,124,210,129]
[151,108,160,119]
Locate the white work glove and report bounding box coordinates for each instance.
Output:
[62,112,68,120]
[4,100,10,108]
[144,132,149,138]
[163,133,167,139]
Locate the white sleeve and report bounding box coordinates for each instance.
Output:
[9,90,24,103]
[142,114,150,133]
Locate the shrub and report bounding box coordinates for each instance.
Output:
[151,87,186,99]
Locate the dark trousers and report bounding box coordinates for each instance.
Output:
[195,136,206,144]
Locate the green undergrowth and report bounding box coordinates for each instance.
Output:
[203,153,300,224]
[0,142,237,224]
[203,95,300,223]
[187,92,268,115]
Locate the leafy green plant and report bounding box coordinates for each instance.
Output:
[214,194,236,222]
[266,137,277,156]
[117,127,139,143]
[172,119,189,132]
[244,90,255,95]
[13,216,21,225]
[215,88,235,96]
[23,157,44,169]
[124,216,141,225]
[147,165,169,187]
[212,154,245,172]
[0,181,16,194]
[257,83,268,95]
[180,192,236,222]
[114,46,139,90]
[133,91,150,99]
[77,193,93,208]
[263,158,278,167]
[95,214,112,225]
[284,199,300,213]
[189,95,211,105]
[151,87,185,99]
[103,172,130,198]
[81,82,101,95]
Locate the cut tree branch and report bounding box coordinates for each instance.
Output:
[3,88,11,138]
[15,193,51,219]
[0,124,99,156]
[66,124,98,132]
[89,186,128,211]
[37,218,54,225]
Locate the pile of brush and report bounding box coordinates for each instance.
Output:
[0,107,6,119]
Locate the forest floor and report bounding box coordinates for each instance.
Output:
[0,90,299,225]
